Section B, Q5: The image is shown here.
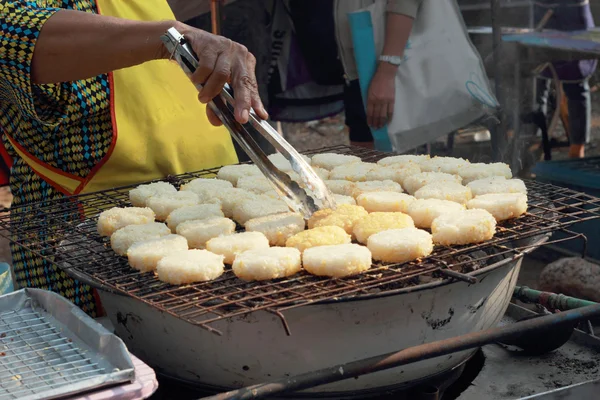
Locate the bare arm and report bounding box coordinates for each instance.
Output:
[30,9,266,123]
[367,13,414,128]
[377,12,414,76]
[31,10,173,85]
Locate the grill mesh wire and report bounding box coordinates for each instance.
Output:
[1,145,599,336]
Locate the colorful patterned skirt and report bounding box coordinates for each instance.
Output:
[9,157,100,317]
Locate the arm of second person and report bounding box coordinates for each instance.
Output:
[366,12,414,128]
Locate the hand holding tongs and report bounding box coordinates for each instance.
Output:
[160,28,336,219]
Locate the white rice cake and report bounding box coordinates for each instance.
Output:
[403,172,462,195]
[129,182,177,207]
[127,234,188,272]
[217,164,261,185]
[303,244,372,278]
[286,225,351,253]
[176,217,236,249]
[268,152,311,172]
[244,212,305,246]
[333,194,356,205]
[313,167,330,181]
[407,199,466,229]
[353,212,415,244]
[236,175,273,194]
[166,204,224,232]
[420,156,470,174]
[311,153,361,170]
[366,163,421,185]
[457,162,512,184]
[351,180,403,198]
[157,250,225,284]
[212,188,259,218]
[414,182,473,204]
[431,209,496,245]
[97,207,155,237]
[260,190,281,200]
[180,178,232,193]
[329,162,378,182]
[232,247,302,281]
[467,193,528,221]
[232,198,290,225]
[206,231,270,264]
[179,179,229,204]
[288,167,330,184]
[467,177,527,196]
[146,191,201,221]
[377,154,429,167]
[307,204,368,237]
[367,228,433,263]
[325,180,356,196]
[357,191,416,213]
[110,222,171,256]
[178,185,222,204]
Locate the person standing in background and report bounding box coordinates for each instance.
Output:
[289,0,422,149]
[535,0,597,158]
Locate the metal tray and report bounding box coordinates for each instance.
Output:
[0,288,135,400]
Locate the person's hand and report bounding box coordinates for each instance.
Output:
[366,63,397,129]
[178,25,268,126]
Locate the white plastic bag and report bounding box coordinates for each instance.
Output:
[364,0,498,153]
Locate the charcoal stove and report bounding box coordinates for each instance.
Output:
[1,145,599,397]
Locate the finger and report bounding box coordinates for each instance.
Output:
[230,59,254,124]
[366,99,376,127]
[372,102,384,129]
[200,94,223,126]
[378,101,389,128]
[245,53,269,120]
[252,96,269,121]
[199,53,232,103]
[387,102,394,122]
[206,106,223,127]
[191,51,219,93]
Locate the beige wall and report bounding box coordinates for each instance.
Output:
[167,0,238,22]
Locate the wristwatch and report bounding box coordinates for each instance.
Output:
[378,55,405,66]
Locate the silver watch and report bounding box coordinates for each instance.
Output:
[378,55,405,66]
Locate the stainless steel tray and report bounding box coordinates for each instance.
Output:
[0,288,135,400]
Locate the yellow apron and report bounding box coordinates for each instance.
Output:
[7,0,238,195]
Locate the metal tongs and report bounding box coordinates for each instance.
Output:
[160,28,336,218]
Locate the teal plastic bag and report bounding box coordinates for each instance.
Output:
[0,263,14,295]
[347,11,393,152]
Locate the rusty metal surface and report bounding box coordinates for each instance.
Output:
[0,146,599,336]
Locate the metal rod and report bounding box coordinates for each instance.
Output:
[490,0,508,162]
[201,303,600,400]
[210,0,222,35]
[513,285,597,310]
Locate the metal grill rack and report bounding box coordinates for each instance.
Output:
[1,145,600,336]
[0,302,106,400]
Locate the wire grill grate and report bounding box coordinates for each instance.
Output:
[0,303,107,400]
[1,145,600,336]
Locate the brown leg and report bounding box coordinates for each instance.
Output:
[568,144,584,159]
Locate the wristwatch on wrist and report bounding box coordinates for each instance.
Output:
[378,55,405,66]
